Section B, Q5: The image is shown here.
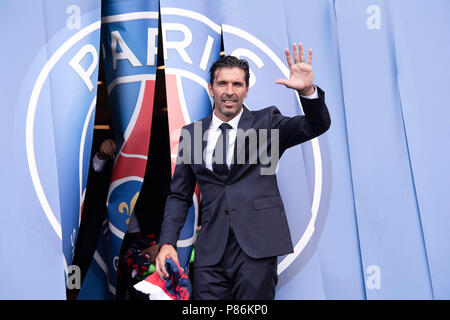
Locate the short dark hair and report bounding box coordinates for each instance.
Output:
[209,55,250,87]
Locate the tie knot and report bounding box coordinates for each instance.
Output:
[219,123,232,132]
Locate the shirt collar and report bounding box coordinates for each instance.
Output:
[211,106,243,131]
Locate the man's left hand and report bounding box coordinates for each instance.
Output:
[276,42,315,96]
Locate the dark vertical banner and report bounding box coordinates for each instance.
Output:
[0,0,101,298]
[80,0,159,298]
[160,0,222,268]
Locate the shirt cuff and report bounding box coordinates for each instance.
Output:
[299,85,319,99]
[92,153,107,172]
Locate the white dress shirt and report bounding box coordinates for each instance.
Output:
[205,108,243,171]
[92,152,107,172]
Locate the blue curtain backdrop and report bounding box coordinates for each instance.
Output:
[1,0,449,299]
[0,0,101,299]
[158,0,450,299]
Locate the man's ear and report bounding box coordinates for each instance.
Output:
[244,85,249,98]
[208,83,214,97]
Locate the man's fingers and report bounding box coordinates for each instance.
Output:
[100,141,114,158]
[307,48,313,66]
[298,42,306,63]
[292,43,300,64]
[284,48,293,68]
[105,147,114,158]
[108,148,115,158]
[155,257,162,276]
[275,78,289,87]
[285,42,311,68]
[106,140,115,151]
[110,141,117,158]
[105,141,116,158]
[156,256,169,278]
[104,145,112,154]
[109,141,116,152]
[170,251,180,266]
[155,244,180,278]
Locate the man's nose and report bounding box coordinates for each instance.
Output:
[225,84,234,95]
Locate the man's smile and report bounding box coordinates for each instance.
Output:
[222,96,238,106]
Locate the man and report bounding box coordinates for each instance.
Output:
[155,43,331,299]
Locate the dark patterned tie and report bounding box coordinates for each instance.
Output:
[212,123,232,176]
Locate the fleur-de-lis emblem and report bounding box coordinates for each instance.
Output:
[118,192,140,225]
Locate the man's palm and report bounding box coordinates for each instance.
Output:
[276,43,314,93]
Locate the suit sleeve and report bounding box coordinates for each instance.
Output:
[158,132,197,249]
[271,86,331,153]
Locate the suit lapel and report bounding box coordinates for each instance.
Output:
[201,113,212,160]
[229,105,252,177]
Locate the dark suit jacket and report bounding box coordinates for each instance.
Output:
[159,87,331,267]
